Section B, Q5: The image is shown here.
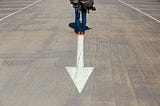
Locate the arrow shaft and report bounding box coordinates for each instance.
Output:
[77,36,84,68]
[66,35,94,94]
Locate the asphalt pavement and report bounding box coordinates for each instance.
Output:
[0,0,160,106]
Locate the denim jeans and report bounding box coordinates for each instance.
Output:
[74,4,87,32]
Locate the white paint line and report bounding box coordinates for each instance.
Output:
[65,35,94,94]
[65,67,94,93]
[77,36,84,68]
[118,0,160,23]
[0,0,42,22]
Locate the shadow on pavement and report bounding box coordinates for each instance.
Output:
[68,22,91,33]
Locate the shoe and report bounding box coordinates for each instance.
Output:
[80,32,85,35]
[76,32,81,35]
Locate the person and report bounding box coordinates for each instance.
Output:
[70,0,87,35]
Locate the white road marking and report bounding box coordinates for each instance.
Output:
[118,0,160,23]
[0,0,42,22]
[77,35,84,68]
[66,35,94,94]
[66,67,94,93]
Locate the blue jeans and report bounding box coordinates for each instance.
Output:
[74,4,87,32]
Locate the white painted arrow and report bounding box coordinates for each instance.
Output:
[65,35,94,94]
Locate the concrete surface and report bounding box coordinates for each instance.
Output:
[0,0,160,106]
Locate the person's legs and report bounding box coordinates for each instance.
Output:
[81,9,87,33]
[74,5,81,33]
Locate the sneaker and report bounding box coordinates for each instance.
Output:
[76,32,81,35]
[80,32,85,35]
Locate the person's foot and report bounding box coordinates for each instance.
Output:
[80,32,85,35]
[76,32,81,35]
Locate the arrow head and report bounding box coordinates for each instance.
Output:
[65,67,94,93]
